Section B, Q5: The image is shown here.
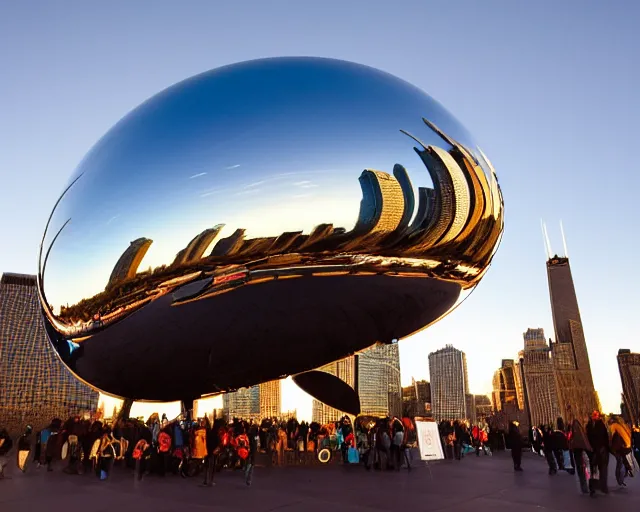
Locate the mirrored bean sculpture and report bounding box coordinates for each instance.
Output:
[38,57,503,412]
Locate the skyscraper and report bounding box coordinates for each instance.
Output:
[0,273,99,434]
[474,394,492,419]
[312,356,356,424]
[546,255,598,422]
[429,345,469,420]
[402,378,431,417]
[617,349,640,426]
[491,359,519,412]
[521,328,560,427]
[259,380,281,419]
[222,385,260,420]
[357,343,402,418]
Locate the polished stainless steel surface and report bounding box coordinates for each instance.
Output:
[38,57,503,401]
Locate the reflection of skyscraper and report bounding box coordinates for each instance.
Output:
[348,169,405,246]
[173,225,224,266]
[259,380,281,419]
[617,349,640,427]
[521,328,560,427]
[491,360,518,411]
[0,273,99,434]
[268,231,303,254]
[312,356,355,424]
[298,223,334,251]
[357,343,402,418]
[429,345,468,421]
[106,237,152,289]
[410,187,437,232]
[210,229,245,257]
[405,143,470,252]
[222,385,260,420]
[547,256,598,422]
[392,164,415,234]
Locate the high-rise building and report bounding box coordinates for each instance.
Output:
[617,349,640,426]
[513,357,526,411]
[546,255,598,422]
[0,273,99,434]
[106,238,153,290]
[312,356,356,424]
[357,343,402,418]
[491,359,518,412]
[521,328,560,427]
[259,380,281,419]
[402,378,431,417]
[474,394,492,419]
[465,394,477,424]
[222,385,260,420]
[429,345,469,420]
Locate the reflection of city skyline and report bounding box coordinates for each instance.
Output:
[45,118,502,333]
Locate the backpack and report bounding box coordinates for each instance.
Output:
[158,432,172,453]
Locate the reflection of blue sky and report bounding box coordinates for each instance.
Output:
[42,58,489,310]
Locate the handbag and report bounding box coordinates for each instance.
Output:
[348,446,360,464]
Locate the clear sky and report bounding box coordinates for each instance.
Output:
[1,0,639,418]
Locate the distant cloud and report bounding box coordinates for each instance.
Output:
[244,180,266,189]
[235,188,261,197]
[294,180,319,189]
[189,172,207,179]
[200,187,225,198]
[226,164,241,169]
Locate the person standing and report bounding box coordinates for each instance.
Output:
[17,426,33,473]
[633,426,640,469]
[245,423,259,486]
[542,426,558,475]
[570,419,592,495]
[0,428,13,479]
[586,411,610,494]
[508,421,523,471]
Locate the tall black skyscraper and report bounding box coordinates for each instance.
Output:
[546,255,598,422]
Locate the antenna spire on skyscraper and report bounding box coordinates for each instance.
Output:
[540,219,552,259]
[560,220,569,258]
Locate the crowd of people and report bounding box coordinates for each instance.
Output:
[433,412,640,496]
[0,412,416,485]
[2,408,639,497]
[527,412,640,495]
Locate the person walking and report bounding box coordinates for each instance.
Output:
[609,415,633,486]
[569,418,592,495]
[508,421,523,471]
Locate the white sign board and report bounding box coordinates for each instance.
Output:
[415,420,444,461]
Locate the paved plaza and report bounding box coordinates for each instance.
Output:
[1,452,638,511]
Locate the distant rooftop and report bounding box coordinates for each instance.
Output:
[1,273,37,286]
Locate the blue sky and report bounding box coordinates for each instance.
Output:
[1,0,639,416]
